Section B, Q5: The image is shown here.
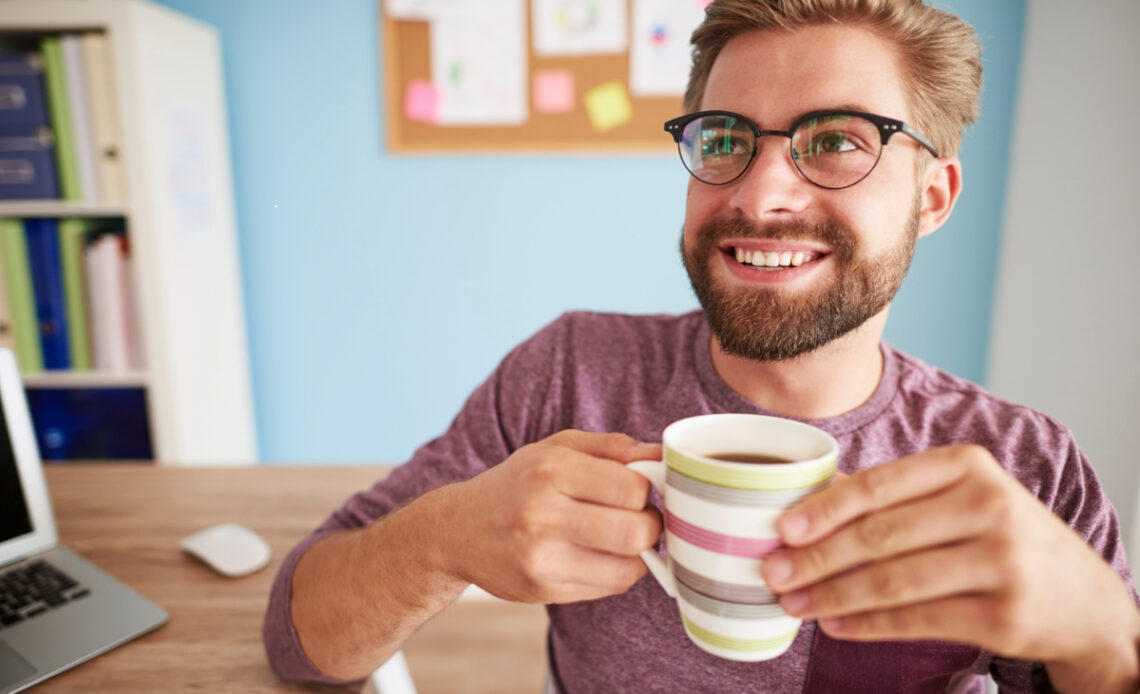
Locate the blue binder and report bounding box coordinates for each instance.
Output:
[0,126,60,199]
[23,217,72,370]
[0,53,50,127]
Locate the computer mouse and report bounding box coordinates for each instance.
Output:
[180,523,271,577]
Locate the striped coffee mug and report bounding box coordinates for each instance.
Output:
[628,414,838,661]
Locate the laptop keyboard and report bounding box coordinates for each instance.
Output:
[0,560,90,629]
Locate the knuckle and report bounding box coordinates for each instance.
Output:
[798,543,830,578]
[602,432,636,449]
[855,467,891,506]
[854,514,896,553]
[869,567,906,600]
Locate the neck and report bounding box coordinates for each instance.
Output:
[708,311,888,420]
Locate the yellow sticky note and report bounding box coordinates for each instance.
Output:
[584,81,633,133]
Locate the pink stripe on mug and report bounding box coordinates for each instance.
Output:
[665,511,784,559]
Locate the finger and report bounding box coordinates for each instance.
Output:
[543,449,658,511]
[763,478,1001,591]
[547,430,661,463]
[555,503,663,557]
[815,595,1010,651]
[777,445,988,546]
[531,547,650,603]
[778,539,1005,620]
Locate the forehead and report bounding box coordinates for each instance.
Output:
[701,24,911,126]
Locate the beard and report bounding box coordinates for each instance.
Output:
[681,197,921,362]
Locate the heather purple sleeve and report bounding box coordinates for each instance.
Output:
[989,418,1137,692]
[261,315,572,682]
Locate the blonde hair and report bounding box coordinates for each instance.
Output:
[684,0,982,156]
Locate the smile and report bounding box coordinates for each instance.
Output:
[728,246,823,270]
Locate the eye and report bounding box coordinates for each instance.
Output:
[699,129,750,157]
[813,131,856,154]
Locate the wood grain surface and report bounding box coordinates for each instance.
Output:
[36,464,549,694]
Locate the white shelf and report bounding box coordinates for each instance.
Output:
[22,370,149,388]
[2,0,258,465]
[0,201,129,218]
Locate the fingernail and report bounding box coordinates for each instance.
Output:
[781,513,809,541]
[781,591,810,615]
[763,556,793,584]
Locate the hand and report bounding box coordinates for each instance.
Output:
[759,445,1140,692]
[439,430,663,604]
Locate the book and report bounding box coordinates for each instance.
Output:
[39,37,80,201]
[85,231,136,371]
[0,218,44,372]
[0,125,60,199]
[24,217,71,369]
[59,218,92,370]
[79,33,125,203]
[0,52,50,127]
[0,240,12,354]
[60,35,99,202]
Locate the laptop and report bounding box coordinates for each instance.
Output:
[0,348,168,693]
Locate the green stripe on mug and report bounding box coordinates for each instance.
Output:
[681,614,800,653]
[665,448,837,491]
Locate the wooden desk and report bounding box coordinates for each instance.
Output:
[39,464,549,694]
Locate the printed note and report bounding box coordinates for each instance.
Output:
[431,1,528,125]
[532,0,628,56]
[630,0,708,97]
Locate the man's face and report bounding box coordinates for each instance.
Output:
[682,25,931,361]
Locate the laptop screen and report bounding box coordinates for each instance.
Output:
[0,387,34,544]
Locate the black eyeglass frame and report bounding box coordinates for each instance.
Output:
[664,109,941,189]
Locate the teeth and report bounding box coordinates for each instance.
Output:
[734,247,816,268]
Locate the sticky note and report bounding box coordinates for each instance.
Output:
[583,81,633,133]
[404,79,439,124]
[533,70,575,114]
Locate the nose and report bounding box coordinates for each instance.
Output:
[727,134,811,220]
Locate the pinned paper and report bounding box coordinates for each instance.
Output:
[404,79,440,123]
[430,2,528,125]
[584,80,633,132]
[533,0,628,56]
[630,0,708,96]
[533,70,575,113]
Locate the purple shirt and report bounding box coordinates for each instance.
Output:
[264,310,1134,693]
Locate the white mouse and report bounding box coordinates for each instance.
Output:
[180,523,271,577]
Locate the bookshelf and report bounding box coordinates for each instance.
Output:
[0,0,257,465]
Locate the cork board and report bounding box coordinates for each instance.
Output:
[380,4,689,153]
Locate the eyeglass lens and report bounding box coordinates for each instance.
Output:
[678,113,885,188]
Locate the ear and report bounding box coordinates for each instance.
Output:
[916,155,962,239]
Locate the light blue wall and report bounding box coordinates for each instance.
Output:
[151,0,1025,463]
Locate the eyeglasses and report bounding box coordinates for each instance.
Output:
[664,109,940,189]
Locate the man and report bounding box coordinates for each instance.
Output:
[264,1,1140,692]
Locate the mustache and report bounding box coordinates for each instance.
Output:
[695,216,855,259]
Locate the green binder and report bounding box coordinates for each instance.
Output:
[41,37,81,201]
[59,218,92,370]
[0,219,44,373]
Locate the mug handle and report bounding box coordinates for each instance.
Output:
[627,460,677,598]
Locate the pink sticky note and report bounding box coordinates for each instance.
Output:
[533,70,575,114]
[404,79,439,124]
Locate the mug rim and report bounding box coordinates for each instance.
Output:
[662,414,839,491]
